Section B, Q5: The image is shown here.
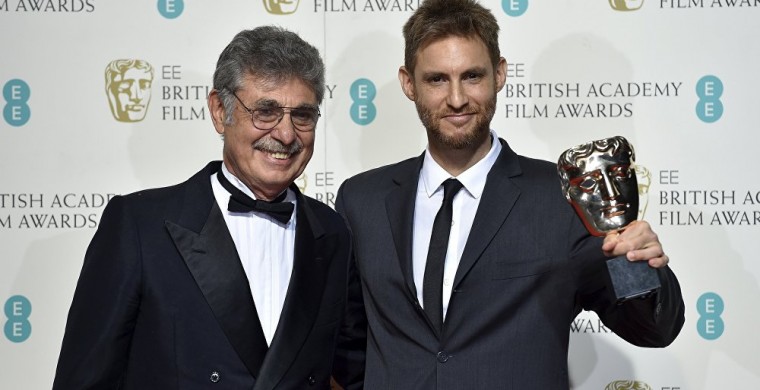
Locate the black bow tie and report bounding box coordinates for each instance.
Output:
[216,170,294,224]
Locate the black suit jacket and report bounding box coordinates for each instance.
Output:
[336,139,685,389]
[54,161,358,389]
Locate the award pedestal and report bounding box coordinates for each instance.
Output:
[607,256,661,303]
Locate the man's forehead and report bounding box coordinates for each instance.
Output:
[241,74,317,105]
[415,35,491,67]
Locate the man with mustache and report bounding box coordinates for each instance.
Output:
[54,26,363,389]
[335,0,685,388]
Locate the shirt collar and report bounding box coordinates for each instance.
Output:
[220,163,293,202]
[420,130,502,199]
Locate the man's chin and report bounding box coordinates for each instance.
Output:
[432,126,489,149]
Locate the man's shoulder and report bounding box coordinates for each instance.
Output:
[515,154,558,175]
[109,162,217,214]
[342,156,420,191]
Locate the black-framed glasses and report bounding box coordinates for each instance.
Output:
[230,91,320,132]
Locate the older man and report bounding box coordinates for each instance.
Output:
[54,26,362,390]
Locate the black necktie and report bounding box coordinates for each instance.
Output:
[216,170,294,224]
[423,178,463,333]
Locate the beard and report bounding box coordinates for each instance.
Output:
[416,92,497,150]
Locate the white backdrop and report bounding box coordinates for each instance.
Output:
[2,1,759,388]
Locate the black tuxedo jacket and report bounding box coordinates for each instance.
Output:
[336,139,685,389]
[54,161,358,389]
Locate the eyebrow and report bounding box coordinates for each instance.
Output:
[419,66,489,80]
[253,98,319,111]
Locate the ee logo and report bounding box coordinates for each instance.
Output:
[350,78,376,126]
[502,0,528,17]
[4,295,32,343]
[696,75,723,123]
[696,292,724,340]
[158,0,184,19]
[3,79,31,127]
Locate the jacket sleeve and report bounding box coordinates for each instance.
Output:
[53,196,142,388]
[572,217,685,348]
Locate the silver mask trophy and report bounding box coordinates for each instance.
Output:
[558,136,660,302]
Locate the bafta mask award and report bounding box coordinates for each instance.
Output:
[558,136,660,302]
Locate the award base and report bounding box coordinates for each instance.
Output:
[607,256,661,303]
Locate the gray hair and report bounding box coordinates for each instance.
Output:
[212,26,325,125]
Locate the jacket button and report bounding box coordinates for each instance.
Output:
[436,351,449,363]
[307,375,317,385]
[210,371,220,383]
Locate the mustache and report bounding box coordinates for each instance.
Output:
[253,137,303,155]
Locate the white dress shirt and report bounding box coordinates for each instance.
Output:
[413,131,502,319]
[210,164,296,346]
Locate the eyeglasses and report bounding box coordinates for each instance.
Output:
[230,91,320,132]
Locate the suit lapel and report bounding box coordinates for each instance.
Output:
[453,139,522,288]
[165,161,268,379]
[253,185,335,390]
[385,155,425,304]
[166,202,269,379]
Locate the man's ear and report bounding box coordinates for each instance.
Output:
[207,89,227,135]
[495,57,507,93]
[398,66,416,101]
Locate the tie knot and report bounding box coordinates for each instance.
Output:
[441,178,463,202]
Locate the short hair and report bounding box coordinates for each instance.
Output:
[212,26,325,124]
[557,136,635,195]
[402,0,501,76]
[105,59,154,87]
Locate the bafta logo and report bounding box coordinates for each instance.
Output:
[605,380,652,390]
[635,164,651,220]
[105,59,154,122]
[295,173,308,194]
[609,0,644,11]
[263,0,300,15]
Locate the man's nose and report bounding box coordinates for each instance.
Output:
[446,81,469,109]
[269,113,298,145]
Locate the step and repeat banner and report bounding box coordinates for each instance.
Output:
[2,1,758,388]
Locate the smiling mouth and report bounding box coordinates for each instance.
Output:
[443,113,475,125]
[269,151,291,160]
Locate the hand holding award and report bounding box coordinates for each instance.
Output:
[558,136,660,302]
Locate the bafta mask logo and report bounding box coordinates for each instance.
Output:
[605,380,653,390]
[295,173,308,193]
[263,0,300,15]
[105,59,154,122]
[558,136,639,236]
[634,164,651,220]
[609,0,644,11]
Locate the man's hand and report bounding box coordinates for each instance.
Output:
[602,220,670,268]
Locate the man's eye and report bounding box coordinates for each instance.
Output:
[255,108,280,120]
[291,109,314,122]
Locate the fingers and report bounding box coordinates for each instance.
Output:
[601,221,670,268]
